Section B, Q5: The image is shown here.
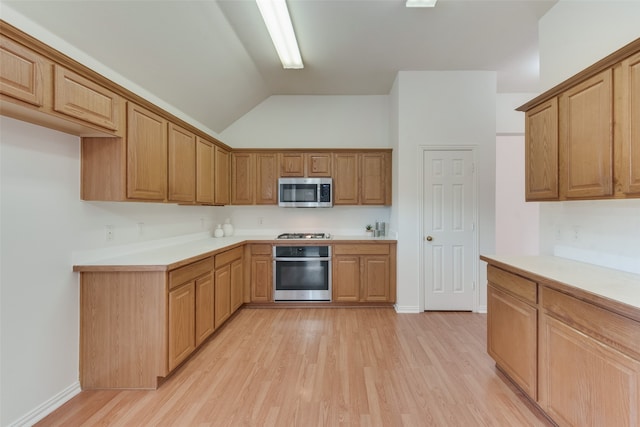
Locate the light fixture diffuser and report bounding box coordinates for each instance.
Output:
[406,0,438,7]
[256,0,303,69]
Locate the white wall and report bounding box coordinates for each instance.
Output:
[0,117,226,426]
[495,93,540,256]
[536,1,640,273]
[221,95,390,149]
[391,71,497,312]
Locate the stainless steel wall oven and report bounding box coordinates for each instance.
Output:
[273,245,331,301]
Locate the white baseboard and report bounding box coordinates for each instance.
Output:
[8,381,81,427]
[475,305,487,314]
[394,304,421,313]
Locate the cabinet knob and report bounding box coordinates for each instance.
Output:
[425,236,433,242]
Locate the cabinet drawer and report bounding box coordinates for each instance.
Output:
[169,257,213,290]
[215,246,243,269]
[54,65,122,131]
[487,265,537,305]
[251,244,272,255]
[333,244,389,256]
[541,286,640,359]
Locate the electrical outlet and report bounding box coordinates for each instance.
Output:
[137,222,145,237]
[105,225,114,241]
[258,217,264,225]
[200,218,205,229]
[573,226,580,241]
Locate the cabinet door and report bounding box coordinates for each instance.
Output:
[280,152,305,177]
[560,70,613,198]
[195,272,215,346]
[196,137,214,204]
[53,65,121,131]
[525,98,559,200]
[168,123,196,203]
[230,258,244,312]
[539,314,640,427]
[361,152,390,205]
[362,255,390,301]
[620,51,640,195]
[0,35,46,107]
[214,265,231,328]
[126,102,168,200]
[231,152,254,205]
[332,256,360,302]
[333,153,359,204]
[250,255,272,302]
[168,283,195,371]
[487,285,537,399]
[255,153,278,204]
[214,146,230,205]
[307,153,332,177]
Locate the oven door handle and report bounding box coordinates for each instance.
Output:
[274,257,331,262]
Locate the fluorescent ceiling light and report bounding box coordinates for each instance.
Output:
[406,0,438,7]
[256,0,303,69]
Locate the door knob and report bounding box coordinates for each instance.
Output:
[425,236,433,241]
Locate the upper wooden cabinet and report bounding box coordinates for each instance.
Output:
[518,38,640,201]
[618,51,640,195]
[279,152,332,177]
[53,65,122,132]
[168,123,196,203]
[127,102,168,201]
[279,152,305,177]
[196,137,215,204]
[0,34,46,107]
[307,153,332,177]
[231,152,278,205]
[333,151,391,205]
[525,99,559,201]
[214,146,230,205]
[560,70,613,199]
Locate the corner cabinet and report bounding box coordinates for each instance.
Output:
[332,242,396,303]
[518,37,640,201]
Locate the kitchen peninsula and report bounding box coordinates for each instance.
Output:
[74,235,397,390]
[481,255,640,427]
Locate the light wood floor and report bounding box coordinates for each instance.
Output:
[37,308,552,426]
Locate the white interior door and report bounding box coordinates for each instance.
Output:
[423,149,476,311]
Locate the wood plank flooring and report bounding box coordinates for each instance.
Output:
[36,308,552,426]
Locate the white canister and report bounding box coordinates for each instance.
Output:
[222,218,234,236]
[214,224,224,238]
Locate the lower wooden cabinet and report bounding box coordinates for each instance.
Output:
[250,244,273,302]
[214,246,244,327]
[168,282,196,371]
[483,259,640,427]
[539,286,640,427]
[487,284,537,398]
[168,257,215,371]
[332,243,396,303]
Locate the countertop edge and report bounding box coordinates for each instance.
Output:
[481,255,640,323]
[73,237,397,272]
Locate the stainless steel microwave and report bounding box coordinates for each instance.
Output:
[278,178,333,208]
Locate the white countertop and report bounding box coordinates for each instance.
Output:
[73,234,396,270]
[481,255,640,311]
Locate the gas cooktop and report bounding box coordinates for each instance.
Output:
[276,232,331,240]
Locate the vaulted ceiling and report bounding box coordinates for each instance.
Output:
[3,0,557,133]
